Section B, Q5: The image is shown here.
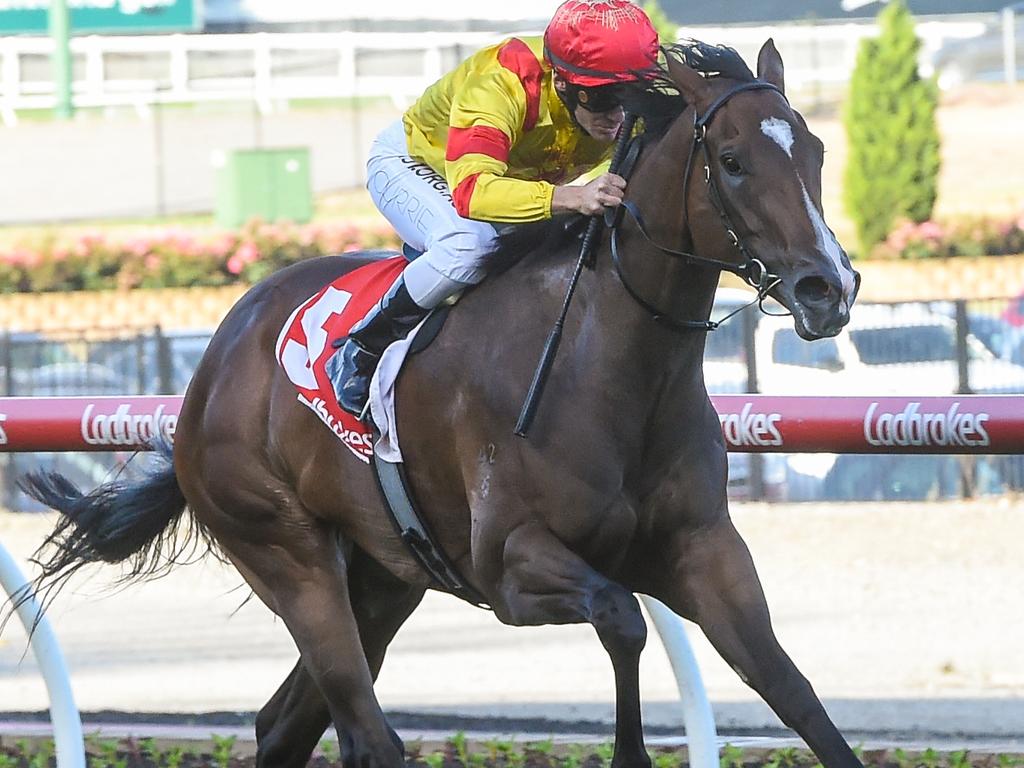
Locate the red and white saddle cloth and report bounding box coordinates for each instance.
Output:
[275,256,422,464]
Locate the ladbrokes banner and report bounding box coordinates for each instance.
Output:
[0,395,1022,454]
[0,0,199,35]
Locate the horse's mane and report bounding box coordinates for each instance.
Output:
[485,41,755,273]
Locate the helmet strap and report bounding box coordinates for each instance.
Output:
[553,75,585,129]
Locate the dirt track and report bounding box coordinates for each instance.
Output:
[1,500,1022,739]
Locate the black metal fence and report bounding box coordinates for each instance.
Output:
[1,296,1022,509]
[0,327,212,511]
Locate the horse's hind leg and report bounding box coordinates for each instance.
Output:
[254,548,425,768]
[489,524,650,768]
[654,518,862,768]
[196,493,406,768]
[255,661,327,768]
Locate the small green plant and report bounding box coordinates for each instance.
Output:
[946,750,971,768]
[483,738,522,768]
[893,748,913,768]
[451,732,471,766]
[92,738,126,768]
[593,742,615,768]
[720,743,746,768]
[529,740,554,757]
[563,744,587,768]
[650,749,679,768]
[423,751,446,768]
[136,738,156,762]
[162,746,186,768]
[318,738,338,764]
[210,734,236,768]
[998,755,1024,768]
[766,747,801,768]
[28,739,54,768]
[919,748,941,768]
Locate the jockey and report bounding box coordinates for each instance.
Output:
[328,0,661,418]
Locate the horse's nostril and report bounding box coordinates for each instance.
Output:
[794,275,833,306]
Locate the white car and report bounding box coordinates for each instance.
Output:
[751,303,1024,500]
[753,302,1024,396]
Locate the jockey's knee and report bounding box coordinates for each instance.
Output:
[403,257,468,308]
[421,224,498,287]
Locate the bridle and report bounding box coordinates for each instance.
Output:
[609,80,788,332]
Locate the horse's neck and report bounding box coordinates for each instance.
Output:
[586,120,723,378]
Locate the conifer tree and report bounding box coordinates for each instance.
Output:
[641,0,678,44]
[843,0,941,253]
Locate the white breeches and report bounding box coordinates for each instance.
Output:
[365,120,499,307]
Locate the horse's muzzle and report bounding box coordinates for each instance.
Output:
[788,270,857,339]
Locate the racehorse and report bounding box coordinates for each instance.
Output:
[20,41,862,768]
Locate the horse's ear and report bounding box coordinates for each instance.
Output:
[666,54,710,109]
[757,38,785,94]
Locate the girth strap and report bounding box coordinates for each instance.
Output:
[372,450,489,608]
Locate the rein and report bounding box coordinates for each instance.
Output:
[610,80,786,332]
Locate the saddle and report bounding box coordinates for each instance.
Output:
[275,248,485,607]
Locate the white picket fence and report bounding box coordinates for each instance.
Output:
[0,19,994,125]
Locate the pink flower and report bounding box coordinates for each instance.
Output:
[887,220,916,251]
[236,241,260,264]
[209,233,238,259]
[127,238,151,257]
[915,221,944,240]
[226,253,246,275]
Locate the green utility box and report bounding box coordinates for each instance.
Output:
[215,147,313,228]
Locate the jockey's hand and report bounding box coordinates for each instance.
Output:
[552,173,627,216]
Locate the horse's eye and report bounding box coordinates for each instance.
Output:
[720,153,743,176]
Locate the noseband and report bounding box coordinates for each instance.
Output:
[610,80,786,332]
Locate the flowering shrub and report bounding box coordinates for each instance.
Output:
[872,211,1024,260]
[0,220,400,293]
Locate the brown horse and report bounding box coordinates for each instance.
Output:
[21,41,861,768]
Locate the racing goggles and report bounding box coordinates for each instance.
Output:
[572,84,624,113]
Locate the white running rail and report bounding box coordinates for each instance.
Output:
[0,543,84,768]
[640,596,719,768]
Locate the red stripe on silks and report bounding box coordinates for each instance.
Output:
[497,38,543,131]
[452,173,481,218]
[446,125,511,163]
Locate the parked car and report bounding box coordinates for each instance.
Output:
[704,288,788,501]
[754,302,1024,396]
[965,312,1024,366]
[703,287,758,394]
[753,302,1024,500]
[88,331,213,394]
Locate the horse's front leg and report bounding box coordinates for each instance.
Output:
[649,516,862,768]
[486,522,651,768]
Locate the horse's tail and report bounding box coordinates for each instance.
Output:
[17,437,212,602]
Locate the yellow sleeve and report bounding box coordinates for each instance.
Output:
[445,46,555,223]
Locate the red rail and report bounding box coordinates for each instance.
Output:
[0,395,1022,454]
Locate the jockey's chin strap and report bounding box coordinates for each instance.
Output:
[609,81,788,332]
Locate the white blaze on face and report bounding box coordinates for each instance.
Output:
[800,183,857,297]
[760,116,857,299]
[760,117,794,158]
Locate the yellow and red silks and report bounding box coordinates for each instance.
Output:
[402,36,615,223]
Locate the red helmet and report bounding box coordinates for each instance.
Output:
[544,0,661,87]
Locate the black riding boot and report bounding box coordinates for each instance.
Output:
[326,275,430,418]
